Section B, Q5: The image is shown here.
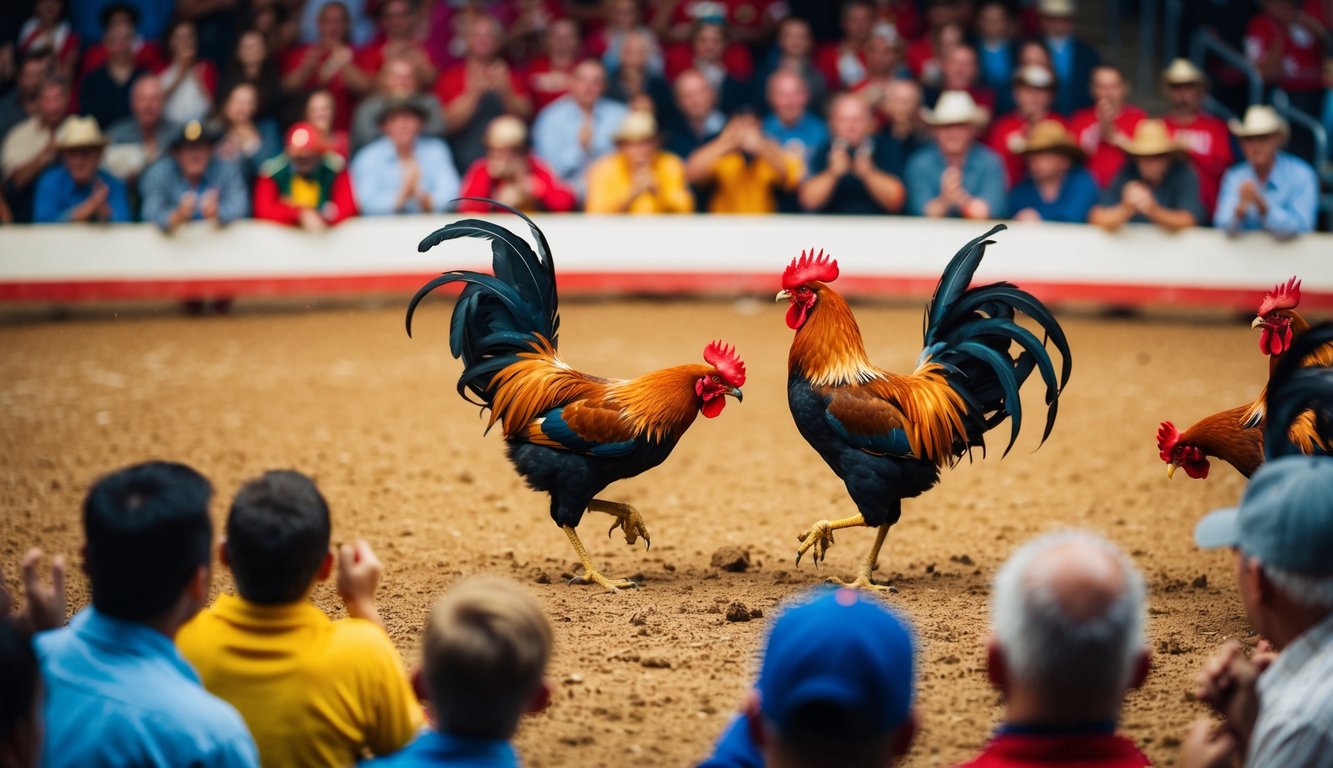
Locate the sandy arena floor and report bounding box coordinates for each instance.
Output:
[0,297,1273,767]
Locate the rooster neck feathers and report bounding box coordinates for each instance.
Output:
[609,365,711,442]
[789,285,880,386]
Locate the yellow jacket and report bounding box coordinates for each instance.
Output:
[585,151,695,214]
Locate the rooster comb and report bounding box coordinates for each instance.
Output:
[1257,276,1301,317]
[703,340,746,388]
[1156,420,1180,462]
[782,249,839,290]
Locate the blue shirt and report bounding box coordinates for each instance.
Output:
[1213,152,1319,239]
[698,715,761,768]
[531,97,628,194]
[35,608,258,768]
[33,167,131,223]
[139,155,250,229]
[1008,166,1099,223]
[905,142,1009,218]
[364,729,520,768]
[350,136,461,215]
[762,113,830,170]
[70,0,174,48]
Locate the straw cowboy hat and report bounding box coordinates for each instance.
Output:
[485,115,528,149]
[1014,119,1085,161]
[614,111,658,143]
[921,90,990,127]
[1229,105,1288,139]
[1162,58,1206,87]
[1038,0,1076,17]
[1118,119,1183,156]
[55,116,108,150]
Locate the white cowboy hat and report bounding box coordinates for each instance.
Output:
[55,116,108,150]
[485,115,528,149]
[921,90,990,127]
[1228,105,1288,139]
[1162,58,1205,86]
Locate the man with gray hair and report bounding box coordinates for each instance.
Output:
[959,530,1151,767]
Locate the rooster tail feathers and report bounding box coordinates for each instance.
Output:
[1264,322,1333,459]
[924,223,1007,335]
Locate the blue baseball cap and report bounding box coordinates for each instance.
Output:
[1194,455,1333,576]
[757,588,916,741]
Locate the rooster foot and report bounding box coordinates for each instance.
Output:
[795,520,835,567]
[828,573,898,593]
[569,569,639,592]
[590,499,651,550]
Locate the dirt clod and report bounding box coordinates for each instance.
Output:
[710,546,751,572]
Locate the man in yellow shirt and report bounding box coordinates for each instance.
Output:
[176,470,423,766]
[683,111,803,213]
[585,111,694,214]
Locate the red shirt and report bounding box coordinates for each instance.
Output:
[905,36,939,82]
[435,62,529,103]
[813,44,862,90]
[1245,12,1326,91]
[876,1,921,40]
[1164,111,1234,216]
[988,112,1069,186]
[1069,105,1146,188]
[353,39,434,78]
[959,732,1151,768]
[79,39,165,78]
[664,45,754,81]
[526,56,577,113]
[253,166,357,227]
[457,156,576,213]
[280,45,363,131]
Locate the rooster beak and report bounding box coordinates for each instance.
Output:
[728,387,743,402]
[1251,316,1264,330]
[776,290,792,301]
[1166,461,1179,479]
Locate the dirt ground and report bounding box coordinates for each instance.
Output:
[0,297,1272,767]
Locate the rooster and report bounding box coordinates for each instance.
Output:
[1263,323,1333,460]
[776,224,1071,589]
[405,200,747,591]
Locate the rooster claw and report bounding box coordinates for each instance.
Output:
[795,520,835,568]
[607,515,651,550]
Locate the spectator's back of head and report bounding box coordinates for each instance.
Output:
[225,470,332,605]
[422,576,552,741]
[83,461,214,623]
[0,619,41,768]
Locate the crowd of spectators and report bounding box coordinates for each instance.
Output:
[0,0,1329,236]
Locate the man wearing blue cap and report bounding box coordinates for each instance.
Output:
[699,587,918,768]
[1181,455,1333,768]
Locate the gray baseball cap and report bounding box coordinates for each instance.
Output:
[1195,455,1333,575]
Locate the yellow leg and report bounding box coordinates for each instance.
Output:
[589,499,651,549]
[835,524,895,592]
[562,526,637,592]
[795,513,868,566]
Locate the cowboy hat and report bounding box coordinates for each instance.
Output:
[1162,58,1205,86]
[614,110,658,143]
[1118,119,1183,156]
[1228,105,1287,139]
[1038,0,1076,17]
[55,116,108,150]
[485,115,528,149]
[1014,119,1085,161]
[921,90,990,127]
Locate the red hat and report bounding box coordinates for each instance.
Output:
[286,122,327,156]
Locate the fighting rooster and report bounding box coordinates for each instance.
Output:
[406,201,746,591]
[1263,323,1333,460]
[777,224,1071,589]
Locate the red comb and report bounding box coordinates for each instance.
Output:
[782,249,839,290]
[703,340,746,388]
[1256,276,1301,317]
[1156,421,1180,462]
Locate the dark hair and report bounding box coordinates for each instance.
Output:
[98,2,139,31]
[0,619,39,746]
[226,470,331,605]
[83,461,213,622]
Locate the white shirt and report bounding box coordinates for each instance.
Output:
[1248,611,1333,767]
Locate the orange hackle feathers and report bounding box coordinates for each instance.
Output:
[703,340,746,387]
[487,337,598,438]
[1257,276,1302,317]
[782,249,839,290]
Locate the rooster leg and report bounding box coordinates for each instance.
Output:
[836,525,896,592]
[588,499,651,550]
[561,526,638,592]
[795,513,866,567]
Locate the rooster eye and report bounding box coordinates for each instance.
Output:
[797,286,811,295]
[711,375,720,383]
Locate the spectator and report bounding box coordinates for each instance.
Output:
[585,111,693,213]
[1161,59,1233,217]
[975,1,1019,114]
[1038,0,1100,115]
[755,18,830,112]
[34,461,258,767]
[958,531,1150,767]
[103,75,177,191]
[1245,0,1326,125]
[874,0,923,40]
[878,78,928,171]
[140,119,249,233]
[78,18,148,132]
[176,470,421,765]
[299,0,375,49]
[1069,65,1145,187]
[605,29,673,120]
[281,2,373,134]
[988,65,1062,185]
[355,0,437,87]
[210,82,281,180]
[352,100,459,216]
[668,20,753,114]
[664,69,726,160]
[0,50,54,158]
[157,19,216,126]
[815,0,876,90]
[15,0,77,81]
[303,88,351,160]
[1,77,69,223]
[76,4,166,78]
[171,0,240,70]
[685,111,801,213]
[0,618,42,768]
[526,19,582,114]
[655,3,760,76]
[1008,119,1099,223]
[906,90,1006,218]
[907,20,965,89]
[33,116,129,223]
[1089,119,1203,233]
[701,588,918,768]
[800,93,906,215]
[762,68,829,172]
[362,576,553,768]
[1214,105,1318,238]
[532,59,627,199]
[1183,456,1333,767]
[70,0,171,52]
[352,56,447,152]
[590,0,663,76]
[256,121,356,230]
[459,115,576,213]
[850,24,907,111]
[218,29,283,123]
[1016,37,1054,72]
[929,43,997,115]
[437,14,532,174]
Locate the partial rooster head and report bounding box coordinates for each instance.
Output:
[1157,421,1210,479]
[697,341,746,418]
[1253,277,1301,357]
[777,249,839,330]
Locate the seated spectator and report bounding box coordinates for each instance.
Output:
[218,29,283,124]
[281,2,373,134]
[16,0,78,81]
[104,75,178,192]
[176,470,421,765]
[850,24,908,112]
[304,88,351,160]
[363,576,552,768]
[34,116,129,223]
[0,617,42,768]
[800,93,905,215]
[590,0,664,76]
[1089,120,1202,233]
[906,20,965,89]
[1183,455,1333,767]
[666,20,753,114]
[815,1,876,90]
[754,17,830,113]
[1161,59,1233,218]
[1214,105,1318,239]
[532,59,627,199]
[928,43,997,115]
[157,19,216,126]
[762,69,829,172]
[77,4,165,79]
[975,1,1019,114]
[459,116,576,213]
[78,18,148,132]
[527,19,583,114]
[664,69,726,161]
[0,49,55,143]
[685,111,801,213]
[585,111,693,213]
[352,100,459,215]
[352,56,447,152]
[1016,37,1055,73]
[211,83,281,181]
[959,531,1150,767]
[257,122,356,230]
[1244,0,1326,155]
[1,77,68,223]
[988,65,1062,185]
[355,0,438,87]
[906,90,1006,218]
[878,78,928,173]
[658,8,757,83]
[437,15,532,175]
[299,0,375,49]
[701,588,918,768]
[1070,65,1145,187]
[140,120,249,233]
[1009,119,1098,223]
[34,461,258,767]
[1039,0,1100,115]
[605,30,673,120]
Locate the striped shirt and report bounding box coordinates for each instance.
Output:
[1248,612,1333,767]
